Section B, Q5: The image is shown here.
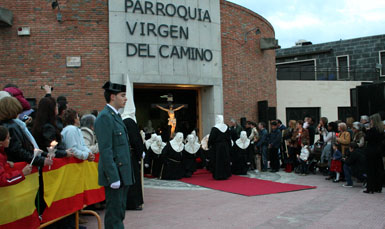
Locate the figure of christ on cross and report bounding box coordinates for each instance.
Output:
[156,104,185,138]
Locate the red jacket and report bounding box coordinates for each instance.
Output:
[0,147,25,187]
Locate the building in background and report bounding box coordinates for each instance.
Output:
[276,34,385,124]
[0,0,278,138]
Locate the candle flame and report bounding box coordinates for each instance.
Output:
[50,140,58,147]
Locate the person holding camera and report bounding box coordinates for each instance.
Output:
[0,97,53,167]
[32,97,72,158]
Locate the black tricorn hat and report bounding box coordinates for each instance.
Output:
[102,81,126,93]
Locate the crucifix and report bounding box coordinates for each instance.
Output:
[154,94,187,138]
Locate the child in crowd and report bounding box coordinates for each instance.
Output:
[0,126,32,187]
[330,143,342,182]
[298,139,310,175]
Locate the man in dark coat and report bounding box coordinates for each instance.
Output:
[268,121,282,172]
[94,81,134,229]
[229,118,242,142]
[342,143,367,187]
[256,122,269,171]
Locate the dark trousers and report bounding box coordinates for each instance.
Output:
[126,157,143,210]
[260,145,268,170]
[269,147,280,171]
[105,185,129,229]
[299,159,308,174]
[343,164,354,185]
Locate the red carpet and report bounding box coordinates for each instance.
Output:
[180,169,316,196]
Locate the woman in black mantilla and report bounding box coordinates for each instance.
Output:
[183,134,201,177]
[231,131,252,175]
[160,132,185,180]
[147,135,166,178]
[143,133,157,174]
[208,115,232,180]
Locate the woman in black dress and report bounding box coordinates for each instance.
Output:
[160,132,185,180]
[231,131,252,175]
[183,134,201,177]
[148,135,166,178]
[363,113,384,194]
[208,115,232,180]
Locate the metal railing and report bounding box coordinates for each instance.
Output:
[276,67,380,81]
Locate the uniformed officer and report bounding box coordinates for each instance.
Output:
[94,81,134,229]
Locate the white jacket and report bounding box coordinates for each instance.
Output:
[61,125,91,160]
[81,127,99,154]
[300,146,310,161]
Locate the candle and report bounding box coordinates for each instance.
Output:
[47,141,58,170]
[50,140,58,147]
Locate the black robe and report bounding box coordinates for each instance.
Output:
[160,142,184,180]
[231,143,252,175]
[208,127,232,180]
[123,118,144,210]
[146,146,163,178]
[143,143,152,175]
[195,148,206,169]
[365,128,384,192]
[182,149,199,178]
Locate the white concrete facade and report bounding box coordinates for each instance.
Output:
[109,0,223,135]
[277,80,365,123]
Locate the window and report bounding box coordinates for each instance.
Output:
[276,59,316,80]
[336,55,349,80]
[338,107,357,122]
[380,51,385,77]
[285,107,320,127]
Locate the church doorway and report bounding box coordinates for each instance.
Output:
[134,84,201,141]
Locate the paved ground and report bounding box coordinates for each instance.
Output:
[83,171,385,229]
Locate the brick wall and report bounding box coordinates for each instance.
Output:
[0,0,109,113]
[0,0,277,121]
[220,0,277,124]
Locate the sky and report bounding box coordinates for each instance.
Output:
[228,0,385,48]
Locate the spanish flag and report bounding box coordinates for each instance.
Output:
[41,155,104,223]
[0,163,40,229]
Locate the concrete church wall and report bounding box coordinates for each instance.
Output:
[109,0,224,135]
[220,0,277,125]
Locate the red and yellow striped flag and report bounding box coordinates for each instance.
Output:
[0,163,40,229]
[41,155,104,223]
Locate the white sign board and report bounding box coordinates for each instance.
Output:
[109,0,222,85]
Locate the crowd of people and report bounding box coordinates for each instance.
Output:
[225,114,385,194]
[1,81,385,228]
[144,111,385,196]
[0,83,145,228]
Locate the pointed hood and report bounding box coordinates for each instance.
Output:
[120,74,136,122]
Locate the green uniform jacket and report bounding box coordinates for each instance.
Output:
[94,105,134,187]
